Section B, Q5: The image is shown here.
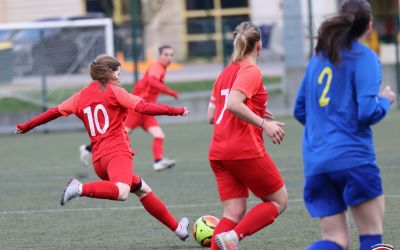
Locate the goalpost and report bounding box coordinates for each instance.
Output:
[0,18,114,133]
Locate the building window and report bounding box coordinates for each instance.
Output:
[188,41,217,57]
[221,0,248,8]
[183,0,249,60]
[221,15,250,32]
[185,0,214,10]
[187,17,216,34]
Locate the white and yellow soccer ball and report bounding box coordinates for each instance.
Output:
[193,215,220,247]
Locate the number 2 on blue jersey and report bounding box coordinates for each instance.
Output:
[318,66,332,107]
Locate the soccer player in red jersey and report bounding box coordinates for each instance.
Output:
[80,45,180,171]
[207,22,288,250]
[15,55,190,241]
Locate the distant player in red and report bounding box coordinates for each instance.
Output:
[208,22,288,250]
[80,45,180,171]
[15,55,189,241]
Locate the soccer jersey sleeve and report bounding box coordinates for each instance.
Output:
[354,51,390,125]
[148,63,164,80]
[110,85,143,110]
[147,76,179,98]
[16,107,63,133]
[58,92,80,116]
[231,65,262,99]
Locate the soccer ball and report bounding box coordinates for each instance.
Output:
[193,215,220,247]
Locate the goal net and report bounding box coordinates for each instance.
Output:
[0,18,114,132]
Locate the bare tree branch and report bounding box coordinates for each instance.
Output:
[140,0,166,26]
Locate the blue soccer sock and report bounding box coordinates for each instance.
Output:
[307,240,343,250]
[359,234,382,250]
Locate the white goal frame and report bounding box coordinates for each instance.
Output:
[0,18,114,56]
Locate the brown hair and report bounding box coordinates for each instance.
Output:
[159,45,172,55]
[231,21,261,63]
[90,54,121,85]
[315,0,372,64]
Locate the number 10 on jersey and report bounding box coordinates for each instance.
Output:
[83,104,110,136]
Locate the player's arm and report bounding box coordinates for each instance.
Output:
[207,91,216,124]
[227,90,284,144]
[355,54,394,126]
[15,92,79,134]
[111,85,188,116]
[135,101,188,116]
[15,107,63,134]
[293,73,307,125]
[148,76,179,99]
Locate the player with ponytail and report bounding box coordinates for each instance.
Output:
[294,1,396,249]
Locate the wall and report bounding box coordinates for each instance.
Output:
[0,0,84,23]
[142,0,185,61]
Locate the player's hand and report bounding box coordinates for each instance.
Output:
[262,120,285,144]
[182,107,190,116]
[380,86,396,104]
[264,109,274,121]
[173,92,180,100]
[15,124,26,134]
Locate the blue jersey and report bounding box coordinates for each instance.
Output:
[294,41,391,177]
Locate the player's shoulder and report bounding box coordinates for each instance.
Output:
[236,61,262,81]
[150,62,165,71]
[107,83,128,96]
[238,60,261,77]
[346,41,379,64]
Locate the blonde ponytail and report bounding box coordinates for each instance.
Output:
[232,33,247,63]
[231,22,261,63]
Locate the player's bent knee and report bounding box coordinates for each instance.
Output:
[223,200,247,222]
[116,182,131,201]
[224,207,246,222]
[148,126,165,139]
[263,186,288,214]
[134,180,152,199]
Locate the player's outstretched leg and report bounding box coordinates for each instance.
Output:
[133,178,189,240]
[60,178,81,205]
[60,179,125,206]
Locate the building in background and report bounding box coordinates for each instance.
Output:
[0,0,84,23]
[1,0,400,63]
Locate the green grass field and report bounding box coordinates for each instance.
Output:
[0,111,399,249]
[1,76,281,112]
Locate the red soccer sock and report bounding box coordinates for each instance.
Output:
[211,217,238,250]
[233,202,279,241]
[81,181,119,200]
[140,192,179,231]
[153,137,164,161]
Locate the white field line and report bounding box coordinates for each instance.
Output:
[1,196,399,216]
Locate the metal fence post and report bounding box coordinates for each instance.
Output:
[130,0,139,83]
[395,13,400,109]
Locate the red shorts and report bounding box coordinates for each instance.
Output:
[124,110,159,131]
[210,154,284,201]
[93,152,141,188]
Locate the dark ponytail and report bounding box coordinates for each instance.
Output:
[315,0,371,64]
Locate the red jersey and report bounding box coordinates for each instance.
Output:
[133,62,170,103]
[58,81,142,162]
[209,60,268,160]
